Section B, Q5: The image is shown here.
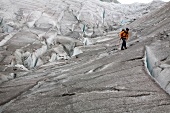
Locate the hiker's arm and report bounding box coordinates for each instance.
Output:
[119,32,123,39]
[126,33,129,40]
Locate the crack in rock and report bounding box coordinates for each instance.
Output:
[160,55,169,61]
[53,93,76,98]
[125,93,151,98]
[126,56,143,62]
[62,93,76,97]
[0,83,35,106]
[93,65,105,72]
[0,78,46,106]
[52,87,126,98]
[158,103,170,107]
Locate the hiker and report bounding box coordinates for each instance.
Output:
[119,28,129,50]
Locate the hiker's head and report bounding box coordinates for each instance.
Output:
[126,28,129,31]
[122,29,125,31]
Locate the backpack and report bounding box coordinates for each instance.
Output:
[121,31,128,38]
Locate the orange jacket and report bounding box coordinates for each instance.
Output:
[120,31,129,40]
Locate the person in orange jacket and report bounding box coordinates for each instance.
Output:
[119,28,129,50]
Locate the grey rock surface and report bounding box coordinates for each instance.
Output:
[0,0,165,82]
[130,1,170,95]
[1,30,170,112]
[0,0,170,113]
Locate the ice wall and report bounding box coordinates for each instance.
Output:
[145,46,170,94]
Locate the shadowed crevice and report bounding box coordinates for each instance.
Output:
[125,93,151,98]
[61,93,76,97]
[126,56,143,62]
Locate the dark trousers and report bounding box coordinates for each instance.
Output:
[121,38,127,50]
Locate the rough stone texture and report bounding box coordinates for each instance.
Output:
[0,0,165,75]
[1,31,170,113]
[130,1,170,95]
[0,0,170,113]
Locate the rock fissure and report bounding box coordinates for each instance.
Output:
[125,56,143,62]
[124,93,151,98]
[61,93,76,97]
[0,83,36,106]
[0,78,46,106]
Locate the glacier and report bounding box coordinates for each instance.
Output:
[0,0,170,113]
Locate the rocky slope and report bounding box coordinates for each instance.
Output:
[0,0,170,113]
[0,0,165,83]
[1,29,170,113]
[129,1,170,96]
